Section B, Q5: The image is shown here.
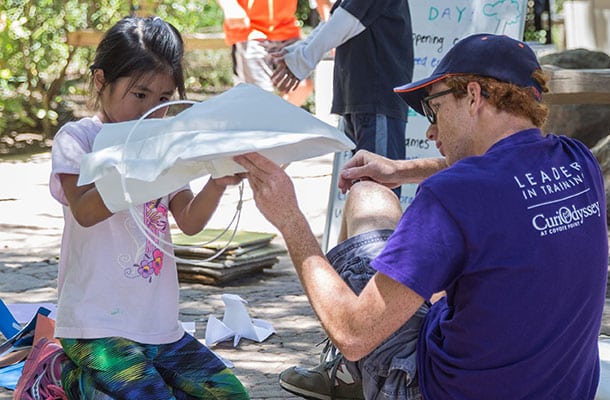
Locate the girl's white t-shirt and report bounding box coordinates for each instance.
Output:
[50,116,187,344]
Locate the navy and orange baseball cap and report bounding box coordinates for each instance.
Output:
[394,33,543,115]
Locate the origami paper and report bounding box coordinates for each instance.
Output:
[78,83,355,212]
[181,321,196,336]
[205,294,275,347]
[6,302,57,325]
[0,307,51,358]
[0,305,54,390]
[0,361,25,390]
[0,299,21,339]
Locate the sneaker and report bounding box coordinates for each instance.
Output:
[279,339,364,400]
[13,338,68,400]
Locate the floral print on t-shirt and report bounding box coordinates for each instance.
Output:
[121,198,170,282]
[138,198,168,282]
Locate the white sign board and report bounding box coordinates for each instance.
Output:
[322,0,528,252]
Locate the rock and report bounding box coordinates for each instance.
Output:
[539,48,610,69]
[540,48,610,149]
[545,104,610,148]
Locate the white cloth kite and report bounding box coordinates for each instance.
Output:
[78,83,355,212]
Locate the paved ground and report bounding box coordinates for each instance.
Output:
[1,152,609,399]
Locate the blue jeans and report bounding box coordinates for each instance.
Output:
[327,230,428,400]
[342,114,406,197]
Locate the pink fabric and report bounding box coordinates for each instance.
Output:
[14,338,68,400]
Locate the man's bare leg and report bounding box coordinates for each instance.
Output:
[338,180,403,243]
[339,181,446,303]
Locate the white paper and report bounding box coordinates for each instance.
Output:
[7,303,57,325]
[78,83,355,212]
[205,294,275,347]
[180,321,195,336]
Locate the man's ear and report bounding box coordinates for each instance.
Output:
[92,69,106,92]
[465,81,484,116]
[466,81,483,100]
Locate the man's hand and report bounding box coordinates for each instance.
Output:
[268,46,302,92]
[338,150,403,194]
[270,58,301,93]
[233,152,301,232]
[339,151,448,193]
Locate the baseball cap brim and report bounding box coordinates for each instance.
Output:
[394,74,451,116]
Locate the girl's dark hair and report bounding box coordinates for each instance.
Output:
[90,16,186,107]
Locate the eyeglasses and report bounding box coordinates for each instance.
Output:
[421,88,456,124]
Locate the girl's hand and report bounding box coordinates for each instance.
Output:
[210,174,243,190]
[171,174,243,236]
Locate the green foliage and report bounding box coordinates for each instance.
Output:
[0,0,230,147]
[295,0,314,27]
[155,0,225,32]
[1,1,125,141]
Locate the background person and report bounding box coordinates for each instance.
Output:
[269,0,413,200]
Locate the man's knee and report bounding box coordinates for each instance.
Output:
[342,181,402,238]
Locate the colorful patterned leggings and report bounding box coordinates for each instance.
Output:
[59,333,249,400]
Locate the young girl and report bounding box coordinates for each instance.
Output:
[22,16,249,399]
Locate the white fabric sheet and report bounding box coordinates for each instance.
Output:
[78,83,354,212]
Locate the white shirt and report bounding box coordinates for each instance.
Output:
[50,116,186,344]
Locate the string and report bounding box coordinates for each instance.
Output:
[118,100,244,264]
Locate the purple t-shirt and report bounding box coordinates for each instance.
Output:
[372,129,607,399]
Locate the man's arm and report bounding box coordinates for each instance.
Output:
[338,150,448,194]
[234,152,424,361]
[276,6,365,82]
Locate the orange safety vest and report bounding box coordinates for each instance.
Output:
[223,0,301,45]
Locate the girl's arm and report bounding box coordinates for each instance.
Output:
[170,175,242,236]
[59,173,113,227]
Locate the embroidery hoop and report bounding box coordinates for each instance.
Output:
[118,99,244,263]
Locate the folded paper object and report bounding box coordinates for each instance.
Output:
[205,294,275,347]
[78,83,355,212]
